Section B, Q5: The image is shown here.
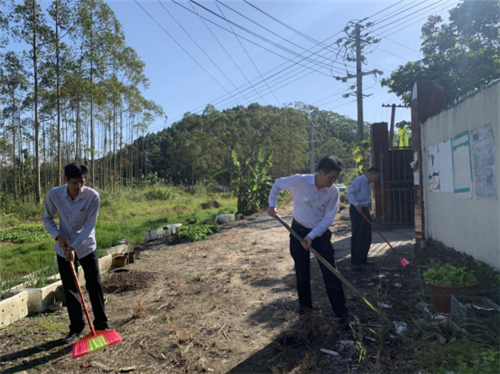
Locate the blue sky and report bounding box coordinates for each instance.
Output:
[7,1,458,135]
[107,0,457,134]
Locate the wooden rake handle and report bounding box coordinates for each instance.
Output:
[68,255,96,336]
[274,214,389,322]
[359,211,410,267]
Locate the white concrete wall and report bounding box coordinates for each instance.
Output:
[421,81,500,270]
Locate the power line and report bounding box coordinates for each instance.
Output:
[133,0,237,101]
[310,88,351,106]
[186,0,345,74]
[171,0,343,77]
[185,0,269,105]
[364,0,406,21]
[156,0,251,105]
[377,1,460,39]
[365,1,459,73]
[215,0,352,69]
[372,1,451,34]
[212,0,281,106]
[371,0,428,28]
[241,0,344,57]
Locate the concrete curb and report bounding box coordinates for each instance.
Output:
[0,291,29,327]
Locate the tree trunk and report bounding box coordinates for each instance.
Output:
[90,8,94,187]
[76,99,80,162]
[55,0,62,184]
[19,112,24,200]
[119,106,123,189]
[33,0,41,203]
[12,93,18,201]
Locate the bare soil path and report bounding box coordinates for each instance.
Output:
[1,207,424,374]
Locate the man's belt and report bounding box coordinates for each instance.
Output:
[292,219,312,230]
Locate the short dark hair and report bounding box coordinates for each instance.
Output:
[317,156,343,174]
[367,167,381,174]
[64,163,89,179]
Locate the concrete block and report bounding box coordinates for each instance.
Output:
[0,291,29,327]
[167,224,182,235]
[105,244,127,256]
[75,254,112,288]
[99,254,112,274]
[25,280,63,314]
[144,229,157,241]
[216,214,235,224]
[340,210,351,221]
[144,228,167,241]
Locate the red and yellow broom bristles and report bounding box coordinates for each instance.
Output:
[72,329,122,359]
[68,259,122,359]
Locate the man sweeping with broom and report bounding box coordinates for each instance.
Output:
[267,156,350,325]
[43,163,120,357]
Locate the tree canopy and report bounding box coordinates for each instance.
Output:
[381,0,500,105]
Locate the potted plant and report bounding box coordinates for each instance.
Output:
[424,264,479,313]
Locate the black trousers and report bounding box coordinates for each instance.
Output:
[290,221,348,317]
[349,205,373,266]
[57,251,109,333]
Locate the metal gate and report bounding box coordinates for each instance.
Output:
[380,147,414,224]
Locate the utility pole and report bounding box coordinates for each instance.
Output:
[335,23,382,142]
[382,104,408,147]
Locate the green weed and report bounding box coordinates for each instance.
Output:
[176,224,220,242]
[0,225,49,244]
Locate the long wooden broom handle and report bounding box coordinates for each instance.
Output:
[359,211,401,258]
[274,214,388,322]
[68,257,96,336]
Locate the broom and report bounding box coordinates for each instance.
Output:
[67,255,122,359]
[359,211,410,267]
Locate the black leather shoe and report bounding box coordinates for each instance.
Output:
[299,306,313,316]
[339,313,355,329]
[64,330,84,344]
[364,260,375,265]
[352,264,363,272]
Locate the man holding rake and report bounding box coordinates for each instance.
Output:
[267,156,350,325]
[43,163,110,344]
[347,167,381,272]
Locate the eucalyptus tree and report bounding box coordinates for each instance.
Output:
[10,0,52,202]
[0,51,29,200]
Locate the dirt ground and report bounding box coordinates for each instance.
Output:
[0,207,444,374]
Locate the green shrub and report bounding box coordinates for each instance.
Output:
[424,264,478,287]
[0,225,49,244]
[176,223,220,242]
[340,192,348,205]
[0,195,43,224]
[417,340,500,374]
[144,186,176,201]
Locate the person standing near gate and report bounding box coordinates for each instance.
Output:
[347,167,381,271]
[43,163,109,344]
[267,156,350,324]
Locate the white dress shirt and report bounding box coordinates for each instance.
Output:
[43,185,100,259]
[268,174,340,240]
[346,175,372,207]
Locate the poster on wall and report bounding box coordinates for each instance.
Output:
[438,140,454,192]
[451,131,473,198]
[471,124,498,199]
[427,145,440,192]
